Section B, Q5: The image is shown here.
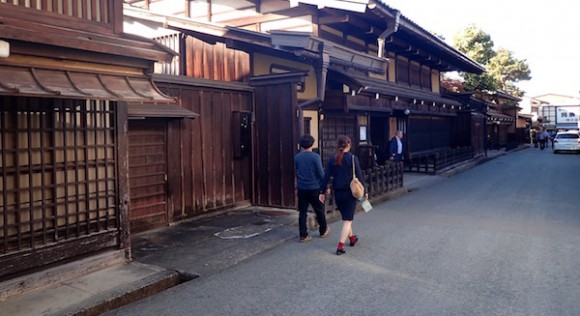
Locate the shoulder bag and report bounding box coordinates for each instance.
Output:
[349,155,365,199]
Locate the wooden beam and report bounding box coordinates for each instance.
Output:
[318,14,349,25]
[218,5,314,26]
[338,14,382,37]
[385,37,453,70]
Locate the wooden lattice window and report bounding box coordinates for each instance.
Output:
[421,66,432,91]
[0,98,118,254]
[321,116,355,165]
[396,57,409,85]
[410,62,421,87]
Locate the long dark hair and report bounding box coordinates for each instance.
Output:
[335,135,351,166]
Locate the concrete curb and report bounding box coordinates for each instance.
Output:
[0,261,183,316]
[56,263,182,316]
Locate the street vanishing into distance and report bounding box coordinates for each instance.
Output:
[107,148,580,316]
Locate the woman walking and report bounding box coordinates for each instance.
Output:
[320,136,367,255]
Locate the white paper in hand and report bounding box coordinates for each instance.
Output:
[360,199,373,212]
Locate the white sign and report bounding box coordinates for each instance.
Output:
[0,40,9,58]
[555,106,580,125]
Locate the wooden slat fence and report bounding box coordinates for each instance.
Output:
[406,146,474,174]
[324,161,404,212]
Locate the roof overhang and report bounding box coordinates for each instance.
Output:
[366,1,486,74]
[290,1,485,73]
[127,103,199,119]
[494,90,522,102]
[487,110,515,124]
[124,6,387,74]
[290,0,368,13]
[0,13,175,63]
[293,1,485,74]
[0,64,176,103]
[329,67,462,107]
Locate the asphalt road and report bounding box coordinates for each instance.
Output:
[107,148,580,316]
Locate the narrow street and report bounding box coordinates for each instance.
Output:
[107,148,580,316]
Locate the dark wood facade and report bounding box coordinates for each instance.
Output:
[0,1,176,280]
[120,0,492,225]
[251,73,305,208]
[128,119,170,233]
[117,25,254,229]
[153,77,254,219]
[0,99,122,279]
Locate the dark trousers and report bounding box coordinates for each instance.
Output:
[540,139,546,150]
[297,189,327,237]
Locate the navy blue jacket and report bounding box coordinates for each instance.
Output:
[388,136,404,162]
[320,152,366,193]
[294,151,325,190]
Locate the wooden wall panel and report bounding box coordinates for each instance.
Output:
[128,120,168,233]
[455,112,471,148]
[471,115,485,157]
[166,119,182,219]
[155,81,253,219]
[407,116,453,153]
[184,36,250,82]
[253,81,298,208]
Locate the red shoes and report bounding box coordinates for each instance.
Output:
[349,235,358,247]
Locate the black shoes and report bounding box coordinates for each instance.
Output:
[336,248,346,255]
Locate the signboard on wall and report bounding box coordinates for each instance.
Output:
[0,40,9,58]
[555,106,580,129]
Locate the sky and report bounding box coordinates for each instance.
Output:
[384,0,580,98]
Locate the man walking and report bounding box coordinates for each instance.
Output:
[538,129,549,150]
[294,134,329,243]
[388,130,404,162]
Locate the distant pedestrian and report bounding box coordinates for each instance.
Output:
[294,134,329,243]
[320,135,367,255]
[388,130,404,162]
[539,129,549,150]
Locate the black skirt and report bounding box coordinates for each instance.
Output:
[334,189,357,221]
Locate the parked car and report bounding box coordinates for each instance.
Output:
[553,131,580,154]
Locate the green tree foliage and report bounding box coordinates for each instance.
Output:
[487,49,532,96]
[452,24,531,96]
[453,25,495,64]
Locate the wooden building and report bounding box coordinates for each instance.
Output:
[0,0,194,281]
[125,3,398,215]
[445,90,521,157]
[191,0,486,173]
[473,91,520,150]
[488,91,521,149]
[122,0,487,226]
